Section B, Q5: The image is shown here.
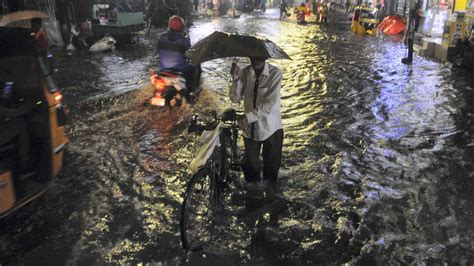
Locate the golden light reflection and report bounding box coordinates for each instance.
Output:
[105,238,145,264]
[47,12,471,264]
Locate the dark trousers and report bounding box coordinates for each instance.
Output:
[242,129,283,182]
[407,37,414,60]
[185,63,201,94]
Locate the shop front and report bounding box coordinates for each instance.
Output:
[415,0,472,61]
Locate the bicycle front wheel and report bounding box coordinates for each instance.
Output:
[180,168,217,250]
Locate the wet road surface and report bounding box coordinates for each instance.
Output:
[1,8,474,265]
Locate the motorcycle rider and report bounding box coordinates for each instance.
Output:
[156,15,200,96]
[157,15,190,74]
[295,3,307,24]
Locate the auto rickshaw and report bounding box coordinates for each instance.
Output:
[0,27,69,218]
[294,3,309,24]
[352,6,379,36]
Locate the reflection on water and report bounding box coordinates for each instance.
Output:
[1,8,474,265]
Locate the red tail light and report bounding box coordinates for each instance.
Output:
[152,77,166,91]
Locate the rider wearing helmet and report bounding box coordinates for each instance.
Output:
[157,15,190,73]
[156,15,201,95]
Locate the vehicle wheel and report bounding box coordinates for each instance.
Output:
[180,168,218,250]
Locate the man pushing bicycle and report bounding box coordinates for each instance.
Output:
[229,57,284,184]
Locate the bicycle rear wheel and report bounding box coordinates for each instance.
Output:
[180,168,217,250]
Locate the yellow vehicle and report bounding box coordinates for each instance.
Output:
[352,6,379,36]
[0,27,69,218]
[294,4,307,13]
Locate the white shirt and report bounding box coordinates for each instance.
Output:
[230,62,283,141]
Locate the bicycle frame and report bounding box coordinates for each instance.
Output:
[180,110,241,250]
[188,112,240,187]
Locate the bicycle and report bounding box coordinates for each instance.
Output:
[179,109,242,250]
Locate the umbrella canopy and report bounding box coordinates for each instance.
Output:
[0,10,49,27]
[186,31,291,64]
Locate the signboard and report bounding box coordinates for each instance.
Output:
[442,12,466,46]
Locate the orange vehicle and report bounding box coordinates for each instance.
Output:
[0,27,69,218]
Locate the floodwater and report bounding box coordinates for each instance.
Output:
[2,8,474,265]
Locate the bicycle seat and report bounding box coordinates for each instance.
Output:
[158,69,184,78]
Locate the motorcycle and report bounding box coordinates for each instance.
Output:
[66,25,116,53]
[89,36,117,52]
[147,70,188,108]
[66,25,88,52]
[296,10,306,25]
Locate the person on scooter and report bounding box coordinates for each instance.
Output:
[156,15,200,96]
[157,15,190,74]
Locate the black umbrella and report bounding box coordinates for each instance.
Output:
[186,31,291,64]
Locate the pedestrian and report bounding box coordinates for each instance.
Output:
[206,1,214,16]
[229,57,284,184]
[280,0,289,19]
[345,0,351,15]
[31,18,48,56]
[255,0,261,10]
[260,0,267,11]
[414,1,423,32]
[329,1,335,13]
[194,0,199,13]
[402,0,421,64]
[319,1,328,23]
[305,0,311,13]
[146,0,156,36]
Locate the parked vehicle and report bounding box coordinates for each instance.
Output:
[91,3,145,43]
[88,36,117,52]
[352,6,379,36]
[66,25,88,52]
[67,25,116,53]
[0,27,69,218]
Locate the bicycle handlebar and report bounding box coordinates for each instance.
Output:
[188,108,242,135]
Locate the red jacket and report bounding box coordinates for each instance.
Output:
[34,30,49,54]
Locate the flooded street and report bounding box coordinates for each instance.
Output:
[2,9,474,264]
